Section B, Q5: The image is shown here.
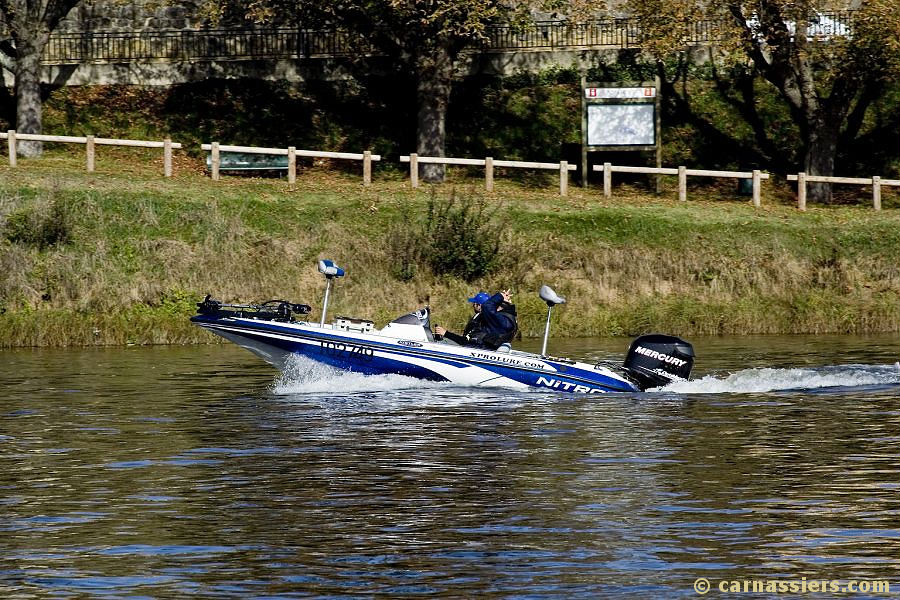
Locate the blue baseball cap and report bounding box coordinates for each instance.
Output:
[467,292,490,304]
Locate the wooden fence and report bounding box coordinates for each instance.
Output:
[202,143,381,185]
[592,163,768,206]
[4,132,899,211]
[400,154,576,196]
[787,172,900,211]
[1,130,181,176]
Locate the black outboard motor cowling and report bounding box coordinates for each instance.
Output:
[622,334,695,390]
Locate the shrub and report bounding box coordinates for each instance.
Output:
[422,191,503,281]
[4,198,73,249]
[386,212,421,282]
[387,190,505,282]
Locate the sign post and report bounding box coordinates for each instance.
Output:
[580,78,661,190]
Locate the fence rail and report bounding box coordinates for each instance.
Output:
[401,154,575,196]
[5,133,895,211]
[788,172,900,211]
[593,163,768,206]
[39,11,857,64]
[0,130,180,175]
[202,142,380,184]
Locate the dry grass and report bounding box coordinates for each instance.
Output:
[1,150,899,346]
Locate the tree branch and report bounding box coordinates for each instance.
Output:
[708,58,786,166]
[656,59,770,168]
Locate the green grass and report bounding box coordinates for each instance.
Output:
[1,148,899,346]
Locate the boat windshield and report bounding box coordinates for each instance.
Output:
[389,308,434,342]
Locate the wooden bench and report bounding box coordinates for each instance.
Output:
[204,151,289,172]
[202,142,380,184]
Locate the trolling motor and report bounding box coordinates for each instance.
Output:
[317,259,345,326]
[195,295,310,321]
[539,285,566,356]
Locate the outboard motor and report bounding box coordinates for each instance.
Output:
[622,334,695,390]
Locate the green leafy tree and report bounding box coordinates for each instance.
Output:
[324,0,508,183]
[224,0,602,182]
[0,0,84,156]
[628,0,900,203]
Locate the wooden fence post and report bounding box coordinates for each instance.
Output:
[485,156,493,192]
[752,169,761,208]
[287,147,297,184]
[86,135,95,172]
[678,165,687,202]
[797,172,806,211]
[603,162,611,198]
[211,142,220,181]
[559,161,568,196]
[363,150,372,186]
[872,176,881,211]
[163,138,173,177]
[410,153,418,189]
[7,130,16,167]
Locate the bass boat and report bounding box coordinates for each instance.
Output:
[191,260,695,393]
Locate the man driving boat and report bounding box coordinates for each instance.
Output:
[436,289,517,351]
[434,291,489,346]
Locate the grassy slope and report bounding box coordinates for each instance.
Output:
[1,149,899,347]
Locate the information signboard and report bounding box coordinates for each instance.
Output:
[583,84,658,150]
[579,79,661,189]
[587,104,656,146]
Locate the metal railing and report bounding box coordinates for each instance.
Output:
[481,17,724,50]
[39,12,856,64]
[42,29,370,63]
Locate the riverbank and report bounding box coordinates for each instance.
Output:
[1,151,898,347]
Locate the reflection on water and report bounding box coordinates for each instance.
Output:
[1,335,899,597]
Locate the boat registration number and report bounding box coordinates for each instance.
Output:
[320,340,374,361]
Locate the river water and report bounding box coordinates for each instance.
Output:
[2,335,899,598]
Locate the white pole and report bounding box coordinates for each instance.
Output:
[163,138,173,177]
[873,176,881,211]
[7,130,16,167]
[559,161,568,196]
[752,169,761,208]
[541,306,553,356]
[320,278,332,327]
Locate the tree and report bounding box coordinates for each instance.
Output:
[228,0,601,182]
[318,1,509,182]
[1,0,84,156]
[627,0,900,203]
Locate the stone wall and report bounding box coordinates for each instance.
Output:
[56,0,209,33]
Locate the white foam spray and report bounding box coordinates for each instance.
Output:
[271,354,443,395]
[658,363,900,394]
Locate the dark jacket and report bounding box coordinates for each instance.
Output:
[470,293,517,350]
[442,312,481,346]
[463,312,482,338]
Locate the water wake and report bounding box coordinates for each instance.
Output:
[271,355,444,395]
[661,363,900,394]
[273,354,900,398]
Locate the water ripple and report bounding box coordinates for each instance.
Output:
[1,338,898,597]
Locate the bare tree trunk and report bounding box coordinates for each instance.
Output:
[415,46,454,183]
[803,115,840,204]
[14,34,48,157]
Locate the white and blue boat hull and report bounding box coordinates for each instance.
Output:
[191,314,644,393]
